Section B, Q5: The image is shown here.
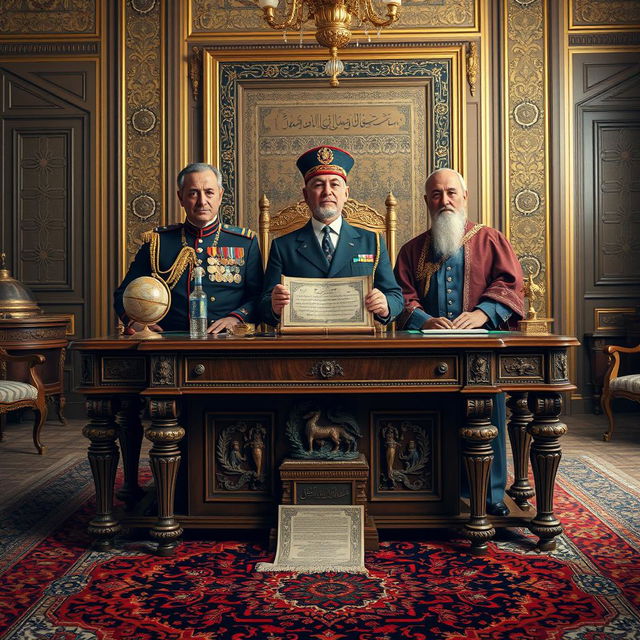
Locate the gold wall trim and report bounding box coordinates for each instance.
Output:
[188,0,479,39]
[594,307,637,333]
[0,0,99,39]
[503,0,550,318]
[120,0,166,274]
[570,0,640,31]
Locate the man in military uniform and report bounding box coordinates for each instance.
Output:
[114,162,263,334]
[260,145,403,326]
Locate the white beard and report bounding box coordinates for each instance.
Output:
[314,206,338,221]
[431,208,466,258]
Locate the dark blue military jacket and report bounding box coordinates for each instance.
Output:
[260,218,403,326]
[114,219,263,331]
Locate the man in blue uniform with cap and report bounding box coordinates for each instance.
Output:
[114,162,263,334]
[260,145,403,326]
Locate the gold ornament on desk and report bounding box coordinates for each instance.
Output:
[518,273,553,335]
[255,0,401,87]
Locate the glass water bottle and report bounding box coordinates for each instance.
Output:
[189,266,207,338]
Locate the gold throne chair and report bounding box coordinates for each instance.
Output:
[258,193,398,268]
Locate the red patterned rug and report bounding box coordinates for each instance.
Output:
[1,456,639,640]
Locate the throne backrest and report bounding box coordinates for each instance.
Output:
[258,193,398,269]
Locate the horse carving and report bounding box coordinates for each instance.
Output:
[303,410,357,453]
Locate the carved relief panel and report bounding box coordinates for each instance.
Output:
[371,412,441,500]
[205,413,274,501]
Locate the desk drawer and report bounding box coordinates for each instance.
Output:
[184,354,459,387]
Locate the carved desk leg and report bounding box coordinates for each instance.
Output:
[527,392,567,551]
[82,397,121,550]
[115,396,145,507]
[145,399,184,556]
[461,396,497,555]
[506,392,535,510]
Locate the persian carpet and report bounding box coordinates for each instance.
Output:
[0,455,639,640]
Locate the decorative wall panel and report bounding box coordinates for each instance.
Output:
[571,0,640,29]
[573,53,640,406]
[189,0,477,36]
[0,0,97,36]
[504,0,549,317]
[203,47,462,244]
[123,0,164,264]
[595,123,640,284]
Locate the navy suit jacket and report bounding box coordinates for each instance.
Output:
[260,218,403,326]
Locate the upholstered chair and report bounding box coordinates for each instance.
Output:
[0,348,47,454]
[601,343,640,441]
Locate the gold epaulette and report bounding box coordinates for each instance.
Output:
[140,223,181,244]
[140,229,154,244]
[222,223,256,239]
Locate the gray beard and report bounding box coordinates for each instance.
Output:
[431,209,466,258]
[313,206,338,221]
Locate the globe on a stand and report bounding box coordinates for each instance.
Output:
[122,276,171,339]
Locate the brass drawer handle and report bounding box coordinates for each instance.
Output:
[193,364,205,376]
[436,362,449,375]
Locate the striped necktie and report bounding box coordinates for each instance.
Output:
[322,225,334,262]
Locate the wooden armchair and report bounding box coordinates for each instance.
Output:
[0,348,47,454]
[258,192,398,268]
[601,343,640,441]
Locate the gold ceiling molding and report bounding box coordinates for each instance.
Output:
[188,0,478,37]
[0,0,97,37]
[570,0,640,30]
[122,0,165,268]
[504,0,550,317]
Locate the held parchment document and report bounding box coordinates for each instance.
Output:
[280,275,374,334]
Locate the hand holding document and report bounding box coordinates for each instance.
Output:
[280,275,375,334]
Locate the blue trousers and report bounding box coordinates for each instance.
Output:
[460,392,507,505]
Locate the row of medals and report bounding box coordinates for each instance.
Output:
[206,255,243,283]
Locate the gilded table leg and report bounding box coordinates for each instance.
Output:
[461,396,497,555]
[82,397,121,550]
[506,392,535,510]
[115,395,145,507]
[145,398,184,556]
[527,392,567,551]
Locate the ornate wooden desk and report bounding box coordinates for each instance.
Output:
[71,332,578,556]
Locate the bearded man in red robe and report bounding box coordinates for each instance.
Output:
[393,168,524,516]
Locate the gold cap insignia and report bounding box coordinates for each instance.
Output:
[317,147,334,165]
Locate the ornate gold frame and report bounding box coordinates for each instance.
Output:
[201,44,466,233]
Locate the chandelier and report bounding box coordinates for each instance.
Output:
[256,0,401,87]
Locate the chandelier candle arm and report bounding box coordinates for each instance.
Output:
[362,0,401,27]
[258,0,305,31]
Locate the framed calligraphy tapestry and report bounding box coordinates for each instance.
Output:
[202,45,466,251]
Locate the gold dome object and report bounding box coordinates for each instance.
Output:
[0,252,42,318]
